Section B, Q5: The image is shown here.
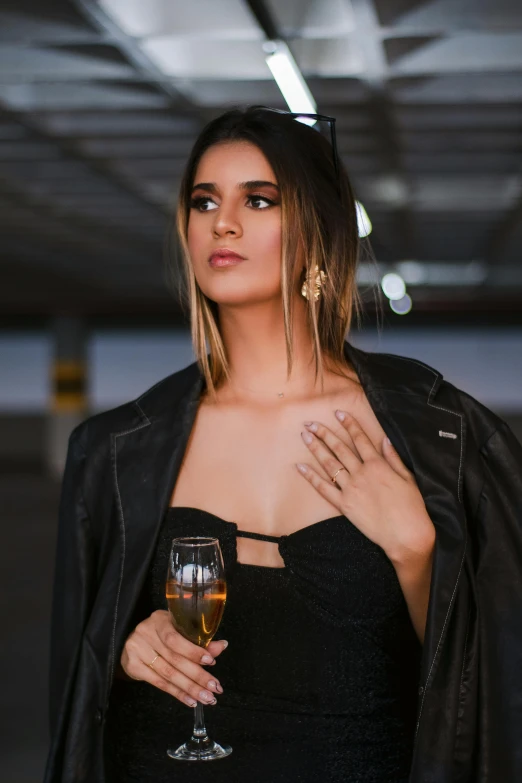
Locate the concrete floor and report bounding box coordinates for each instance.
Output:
[0,471,60,783]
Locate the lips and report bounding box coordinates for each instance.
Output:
[208,249,246,267]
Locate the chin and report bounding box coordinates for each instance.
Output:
[200,277,280,301]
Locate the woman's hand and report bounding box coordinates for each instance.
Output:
[295,409,436,567]
[120,609,228,708]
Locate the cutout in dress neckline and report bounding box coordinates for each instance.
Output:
[167,505,347,541]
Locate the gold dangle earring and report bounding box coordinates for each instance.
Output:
[301,265,327,301]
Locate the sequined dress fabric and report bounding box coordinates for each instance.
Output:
[104,506,422,782]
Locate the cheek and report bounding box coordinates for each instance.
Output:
[250,213,281,259]
[187,214,202,257]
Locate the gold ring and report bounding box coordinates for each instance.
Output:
[148,653,160,670]
[331,467,346,483]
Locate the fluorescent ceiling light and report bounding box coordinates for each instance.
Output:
[355,200,372,237]
[263,40,316,121]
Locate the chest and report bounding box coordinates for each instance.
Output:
[169,388,387,541]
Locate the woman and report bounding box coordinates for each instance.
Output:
[45,106,522,783]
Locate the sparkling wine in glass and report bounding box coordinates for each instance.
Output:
[166,536,232,761]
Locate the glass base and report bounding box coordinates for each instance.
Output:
[167,735,233,762]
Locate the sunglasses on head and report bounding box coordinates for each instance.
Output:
[250,106,341,195]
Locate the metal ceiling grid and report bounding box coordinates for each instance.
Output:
[0,0,521,318]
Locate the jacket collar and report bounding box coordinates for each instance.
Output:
[111,340,467,715]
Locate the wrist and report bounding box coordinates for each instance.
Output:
[387,521,436,571]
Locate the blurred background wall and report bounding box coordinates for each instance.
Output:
[1,0,522,780]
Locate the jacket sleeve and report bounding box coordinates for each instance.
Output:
[475,419,522,777]
[48,420,97,740]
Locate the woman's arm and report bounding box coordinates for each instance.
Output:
[297,413,437,644]
[389,533,435,644]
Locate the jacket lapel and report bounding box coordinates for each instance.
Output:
[110,363,205,681]
[346,343,468,697]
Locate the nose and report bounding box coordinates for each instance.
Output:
[211,202,243,238]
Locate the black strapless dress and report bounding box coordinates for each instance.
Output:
[104,506,422,783]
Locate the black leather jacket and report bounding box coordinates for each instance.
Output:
[44,341,522,783]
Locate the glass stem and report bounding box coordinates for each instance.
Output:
[192,702,208,741]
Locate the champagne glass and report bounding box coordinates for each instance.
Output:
[166,536,232,761]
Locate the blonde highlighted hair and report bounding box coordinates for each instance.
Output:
[173,105,367,401]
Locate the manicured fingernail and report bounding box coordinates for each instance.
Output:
[185,696,197,707]
[296,463,308,473]
[207,679,220,692]
[199,690,215,703]
[335,410,346,421]
[304,421,318,432]
[221,640,229,649]
[201,654,214,664]
[301,431,313,444]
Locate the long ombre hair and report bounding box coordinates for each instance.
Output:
[173,105,365,401]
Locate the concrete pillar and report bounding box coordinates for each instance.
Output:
[46,316,88,478]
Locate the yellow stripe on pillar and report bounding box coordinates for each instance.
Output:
[54,360,85,382]
[52,360,87,413]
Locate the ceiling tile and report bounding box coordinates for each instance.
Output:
[141,37,268,79]
[266,0,355,38]
[99,0,260,39]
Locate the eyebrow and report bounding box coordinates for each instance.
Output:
[191,180,280,193]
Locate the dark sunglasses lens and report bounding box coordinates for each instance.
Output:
[292,116,339,183]
[257,108,340,191]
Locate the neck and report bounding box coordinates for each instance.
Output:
[213,297,346,404]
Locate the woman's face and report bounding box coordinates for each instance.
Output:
[187,140,295,306]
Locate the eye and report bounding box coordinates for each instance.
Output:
[248,195,275,209]
[190,196,218,212]
[189,194,277,212]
